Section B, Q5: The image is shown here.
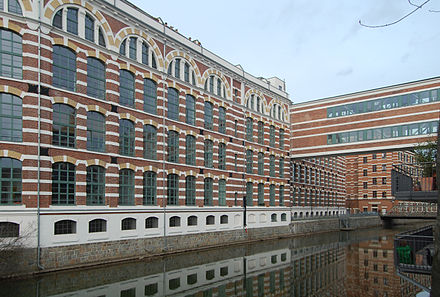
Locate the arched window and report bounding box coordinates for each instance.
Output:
[119,70,135,107]
[185,135,196,166]
[87,57,105,99]
[54,220,76,235]
[204,101,213,130]
[204,139,213,168]
[52,45,76,91]
[52,162,75,205]
[218,107,226,134]
[185,94,195,125]
[0,0,22,15]
[89,219,106,233]
[143,125,157,160]
[167,88,179,120]
[144,79,157,114]
[121,217,136,230]
[0,29,22,79]
[167,174,179,205]
[167,130,179,163]
[86,165,105,205]
[53,103,75,148]
[0,222,19,237]
[204,177,213,206]
[271,213,277,222]
[145,217,158,229]
[169,216,181,227]
[281,213,287,221]
[143,171,156,205]
[0,158,21,205]
[218,179,226,206]
[119,169,134,205]
[206,215,215,225]
[204,75,225,97]
[185,175,196,205]
[220,215,228,224]
[119,36,157,68]
[0,93,22,142]
[168,58,196,85]
[87,111,105,152]
[187,215,197,226]
[246,182,253,206]
[119,119,135,156]
[84,13,94,42]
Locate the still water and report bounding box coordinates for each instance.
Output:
[0,224,432,297]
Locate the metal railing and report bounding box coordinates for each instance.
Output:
[394,225,434,275]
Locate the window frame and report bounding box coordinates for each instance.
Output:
[143,125,157,160]
[167,130,179,163]
[52,45,76,91]
[86,165,105,205]
[119,119,135,156]
[143,171,156,205]
[0,93,22,142]
[0,157,21,205]
[0,29,22,79]
[52,162,76,205]
[86,111,105,152]
[119,169,135,206]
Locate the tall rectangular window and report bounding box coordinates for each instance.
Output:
[53,46,76,91]
[279,158,284,178]
[141,42,148,65]
[167,174,179,205]
[258,183,264,206]
[167,131,179,163]
[184,62,190,82]
[143,125,156,160]
[279,185,284,206]
[0,29,22,79]
[269,184,275,206]
[269,125,275,147]
[218,107,226,134]
[119,169,134,205]
[269,155,275,177]
[258,152,264,175]
[246,150,253,174]
[84,14,94,42]
[66,8,78,35]
[218,143,226,170]
[219,179,226,206]
[87,111,105,152]
[279,129,284,149]
[143,171,156,205]
[53,104,75,148]
[119,70,135,107]
[185,176,195,205]
[204,140,213,168]
[204,101,213,130]
[174,58,181,78]
[257,121,264,144]
[186,95,195,125]
[87,58,105,99]
[246,118,253,142]
[119,119,135,156]
[185,135,196,165]
[144,79,157,114]
[0,93,22,142]
[0,158,22,205]
[167,88,179,120]
[52,162,75,205]
[246,182,253,206]
[129,37,137,60]
[204,178,213,206]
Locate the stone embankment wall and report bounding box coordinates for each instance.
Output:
[0,216,381,279]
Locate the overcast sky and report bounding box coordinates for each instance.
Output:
[129,0,440,103]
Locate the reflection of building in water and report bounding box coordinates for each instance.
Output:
[346,235,423,297]
[47,248,291,297]
[346,151,416,214]
[291,242,346,297]
[291,156,347,219]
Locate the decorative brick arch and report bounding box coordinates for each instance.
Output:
[0,19,26,35]
[52,155,78,165]
[0,86,25,98]
[164,50,201,86]
[114,27,164,69]
[0,150,23,161]
[201,68,232,100]
[268,98,288,120]
[244,89,268,113]
[43,0,115,47]
[52,96,79,109]
[86,105,108,116]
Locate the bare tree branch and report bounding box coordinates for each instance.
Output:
[428,9,440,12]
[359,0,430,28]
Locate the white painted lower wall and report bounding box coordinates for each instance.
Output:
[291,206,347,219]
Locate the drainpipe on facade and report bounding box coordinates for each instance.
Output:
[161,23,168,252]
[36,0,44,270]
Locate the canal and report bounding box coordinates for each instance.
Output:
[0,224,431,297]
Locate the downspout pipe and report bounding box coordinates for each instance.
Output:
[161,23,167,252]
[36,0,44,270]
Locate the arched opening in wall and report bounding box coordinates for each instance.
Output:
[169,277,180,290]
[220,215,228,224]
[325,211,327,216]
[310,212,314,217]
[320,211,323,216]
[187,216,197,226]
[88,219,106,233]
[0,222,19,237]
[145,217,158,229]
[271,213,277,222]
[54,220,76,235]
[206,215,215,225]
[299,212,303,218]
[305,212,309,218]
[169,216,181,227]
[294,212,297,218]
[121,218,136,230]
[281,213,287,221]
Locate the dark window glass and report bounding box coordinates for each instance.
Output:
[218,143,226,170]
[144,79,157,114]
[167,174,179,205]
[279,158,284,178]
[143,125,156,160]
[269,125,275,147]
[167,130,179,163]
[258,152,264,175]
[245,118,253,141]
[246,182,253,206]
[119,169,134,205]
[87,111,105,152]
[185,135,196,165]
[279,129,285,149]
[257,121,264,144]
[0,158,21,205]
[167,88,179,120]
[85,13,94,42]
[54,220,76,235]
[0,222,19,237]
[0,93,22,142]
[204,139,213,168]
[119,70,135,107]
[204,101,213,130]
[258,183,264,206]
[52,10,63,29]
[89,219,106,233]
[269,184,275,206]
[143,171,156,205]
[184,62,190,82]
[218,107,226,133]
[119,39,126,55]
[269,155,275,177]
[121,218,136,230]
[141,42,148,65]
[87,57,106,99]
[119,119,135,156]
[145,217,158,229]
[66,8,78,35]
[186,94,195,125]
[53,104,75,147]
[129,37,137,60]
[187,216,197,226]
[86,165,105,205]
[174,58,180,78]
[246,150,253,174]
[52,162,75,205]
[279,185,284,206]
[0,29,22,79]
[204,177,213,206]
[219,179,226,206]
[98,28,106,47]
[53,46,76,91]
[185,176,196,205]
